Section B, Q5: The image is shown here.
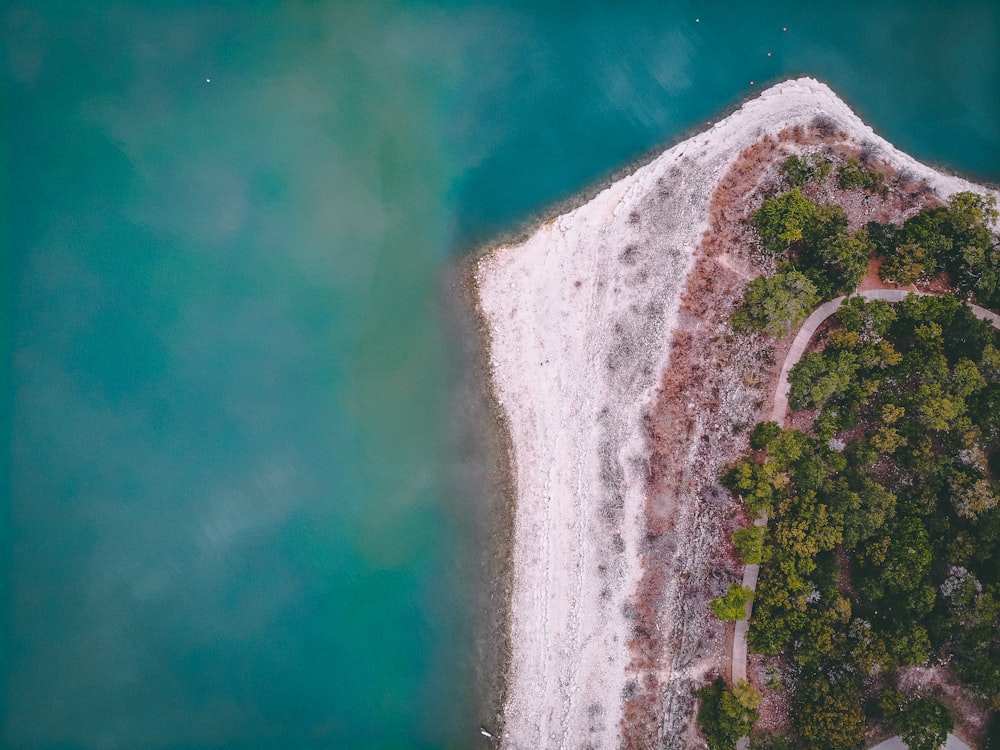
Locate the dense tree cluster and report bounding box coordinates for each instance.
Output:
[736,179,998,335]
[750,188,874,299]
[875,192,1000,304]
[899,697,955,750]
[701,156,1000,750]
[708,295,1000,748]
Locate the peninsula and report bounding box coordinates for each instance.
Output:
[473,78,999,749]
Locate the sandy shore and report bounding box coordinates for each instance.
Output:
[474,77,997,750]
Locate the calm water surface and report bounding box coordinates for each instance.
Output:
[3,2,998,748]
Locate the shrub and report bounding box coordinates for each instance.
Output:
[754,189,817,255]
[837,158,887,196]
[711,584,755,621]
[733,526,770,564]
[780,153,832,187]
[697,677,760,750]
[731,271,820,338]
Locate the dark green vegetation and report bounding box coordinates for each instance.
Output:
[876,192,1000,303]
[777,152,888,197]
[837,158,889,197]
[748,185,875,299]
[736,170,999,325]
[711,583,756,621]
[780,153,833,188]
[697,678,762,750]
[900,697,955,750]
[701,169,1000,748]
[730,271,820,338]
[721,294,999,747]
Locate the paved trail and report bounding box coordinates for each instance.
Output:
[731,290,996,750]
[868,734,971,750]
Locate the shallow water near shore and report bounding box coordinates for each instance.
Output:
[2,2,999,748]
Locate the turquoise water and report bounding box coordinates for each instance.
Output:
[2,2,998,748]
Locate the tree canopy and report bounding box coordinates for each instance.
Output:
[697,678,760,750]
[731,271,820,337]
[716,291,1000,744]
[877,192,1000,306]
[707,159,1000,750]
[899,697,954,750]
[711,584,755,621]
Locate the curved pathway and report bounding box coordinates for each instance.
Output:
[869,733,971,750]
[731,290,997,750]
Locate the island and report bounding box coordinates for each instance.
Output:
[472,78,1000,749]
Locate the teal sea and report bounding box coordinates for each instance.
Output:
[2,2,998,748]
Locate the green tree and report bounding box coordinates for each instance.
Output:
[875,686,906,720]
[887,623,931,667]
[846,618,891,676]
[732,679,763,710]
[754,189,817,254]
[749,421,782,450]
[903,208,954,254]
[870,425,907,454]
[794,675,866,750]
[896,209,953,283]
[958,242,1000,306]
[867,220,900,258]
[841,477,896,547]
[711,584,755,621]
[899,697,954,750]
[837,296,896,339]
[945,192,1000,303]
[808,227,874,294]
[733,525,770,564]
[722,459,780,517]
[788,351,859,411]
[882,517,933,594]
[804,203,850,245]
[697,677,760,750]
[881,241,937,285]
[767,428,813,470]
[954,358,987,397]
[731,271,821,337]
[773,490,843,559]
[913,381,966,431]
[949,191,999,233]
